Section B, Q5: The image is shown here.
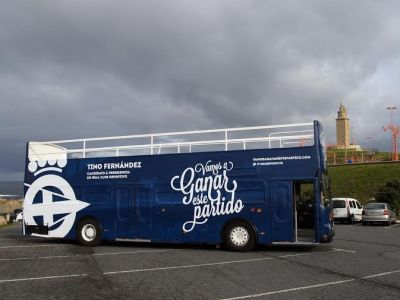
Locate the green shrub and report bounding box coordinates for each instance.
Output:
[375,180,400,213]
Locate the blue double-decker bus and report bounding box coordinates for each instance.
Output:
[23,121,334,251]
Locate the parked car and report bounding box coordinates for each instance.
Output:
[14,211,23,224]
[362,202,397,226]
[10,208,22,223]
[332,198,363,224]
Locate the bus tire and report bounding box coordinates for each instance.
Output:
[77,218,101,247]
[223,220,255,252]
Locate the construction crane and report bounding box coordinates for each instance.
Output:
[383,106,399,161]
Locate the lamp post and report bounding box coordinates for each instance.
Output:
[350,126,354,145]
[383,106,399,161]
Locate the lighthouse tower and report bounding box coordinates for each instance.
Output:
[336,103,350,149]
[335,103,361,150]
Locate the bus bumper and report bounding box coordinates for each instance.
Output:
[25,224,49,235]
[320,229,335,243]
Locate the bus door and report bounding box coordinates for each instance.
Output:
[133,183,152,239]
[293,180,316,242]
[115,184,134,239]
[115,183,153,239]
[271,181,293,242]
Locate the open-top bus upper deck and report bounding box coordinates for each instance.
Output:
[27,122,318,161]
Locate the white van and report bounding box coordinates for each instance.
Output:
[332,198,363,224]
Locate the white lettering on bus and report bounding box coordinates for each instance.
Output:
[171,160,244,233]
[87,161,141,171]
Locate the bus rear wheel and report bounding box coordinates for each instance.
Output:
[223,221,255,252]
[77,218,101,246]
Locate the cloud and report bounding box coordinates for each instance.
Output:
[0,0,399,180]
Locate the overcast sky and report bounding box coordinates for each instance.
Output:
[1,0,400,181]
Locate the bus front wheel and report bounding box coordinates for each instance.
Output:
[77,218,101,247]
[223,221,256,252]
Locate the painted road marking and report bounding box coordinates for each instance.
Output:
[0,257,274,283]
[220,279,356,299]
[103,257,275,275]
[0,247,354,262]
[279,253,318,258]
[0,273,88,284]
[279,248,356,258]
[362,269,400,279]
[219,269,400,299]
[93,249,177,256]
[385,224,400,229]
[0,249,178,261]
[2,255,397,286]
[331,248,357,253]
[103,249,356,275]
[0,244,56,249]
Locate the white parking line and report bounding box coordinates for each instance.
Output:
[331,248,357,253]
[220,279,356,300]
[385,224,400,229]
[279,248,356,258]
[0,257,274,284]
[103,257,275,275]
[0,255,74,262]
[0,249,177,261]
[0,273,88,283]
[0,246,355,262]
[2,253,394,286]
[362,269,400,279]
[93,249,176,256]
[0,244,56,249]
[278,253,316,258]
[219,269,400,299]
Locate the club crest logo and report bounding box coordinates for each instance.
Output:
[24,159,89,238]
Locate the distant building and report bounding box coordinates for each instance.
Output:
[335,103,361,150]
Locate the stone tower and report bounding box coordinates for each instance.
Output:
[336,103,350,149]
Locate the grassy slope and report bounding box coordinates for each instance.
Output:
[327,149,392,165]
[328,162,400,204]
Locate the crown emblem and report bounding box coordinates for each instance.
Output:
[28,159,67,176]
[24,157,90,238]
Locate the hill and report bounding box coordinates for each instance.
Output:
[328,162,400,204]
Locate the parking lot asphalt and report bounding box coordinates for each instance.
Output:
[1,223,400,299]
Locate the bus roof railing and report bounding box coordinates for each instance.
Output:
[28,122,315,161]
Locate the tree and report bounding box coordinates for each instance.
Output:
[375,180,400,213]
